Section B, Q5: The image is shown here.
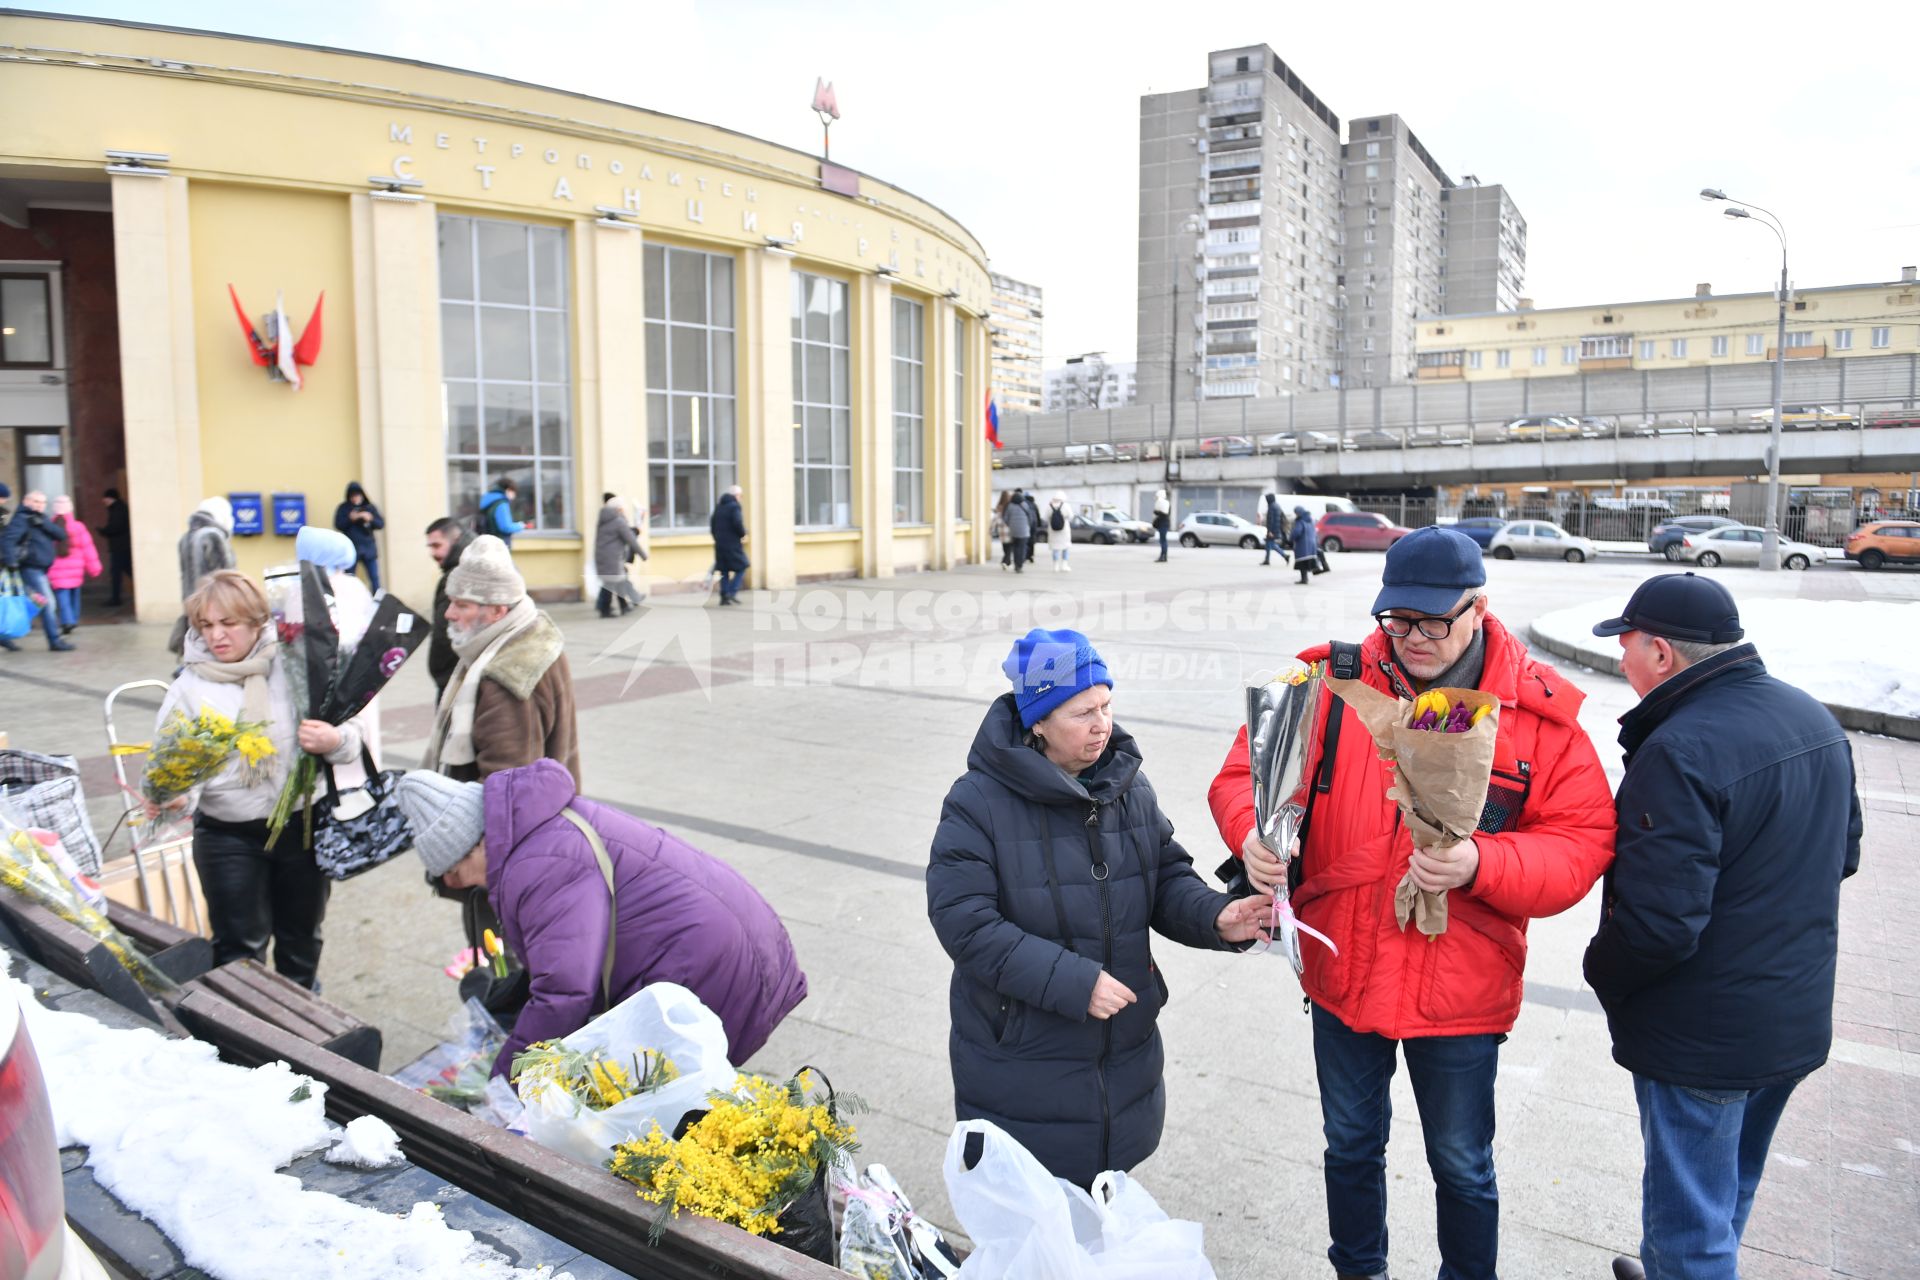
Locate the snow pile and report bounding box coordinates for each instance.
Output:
[325,1115,405,1169]
[1532,596,1920,717]
[6,959,571,1280]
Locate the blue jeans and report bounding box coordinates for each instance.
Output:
[718,567,745,600]
[55,586,81,628]
[356,555,381,593]
[18,567,60,643]
[1264,534,1288,562]
[1312,1003,1502,1280]
[1633,1074,1800,1280]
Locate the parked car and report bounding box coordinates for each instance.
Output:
[1489,520,1598,562]
[1681,525,1827,570]
[1632,420,1718,438]
[1749,404,1858,428]
[1844,520,1920,570]
[1572,416,1615,438]
[1448,516,1510,548]
[1315,511,1411,553]
[1060,442,1135,464]
[2,983,109,1280]
[1176,511,1264,549]
[1272,493,1359,521]
[1257,430,1348,453]
[1085,505,1154,542]
[1649,514,1741,560]
[1196,435,1255,457]
[1503,414,1584,440]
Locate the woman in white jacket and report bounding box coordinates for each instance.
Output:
[149,570,366,988]
[1046,492,1074,572]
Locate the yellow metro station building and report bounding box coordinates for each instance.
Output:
[0,13,994,621]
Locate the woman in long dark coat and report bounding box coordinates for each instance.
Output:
[927,628,1272,1187]
[709,485,749,606]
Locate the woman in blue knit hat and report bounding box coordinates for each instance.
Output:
[927,628,1274,1187]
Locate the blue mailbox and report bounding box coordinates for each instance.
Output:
[272,493,307,537]
[229,492,264,537]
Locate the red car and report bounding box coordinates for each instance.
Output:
[1316,511,1412,553]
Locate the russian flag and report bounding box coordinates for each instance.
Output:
[985,395,1003,449]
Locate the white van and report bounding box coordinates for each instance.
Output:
[1267,493,1357,521]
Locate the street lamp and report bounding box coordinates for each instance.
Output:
[1700,186,1788,572]
[1163,212,1206,486]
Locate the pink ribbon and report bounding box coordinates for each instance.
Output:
[1245,892,1339,960]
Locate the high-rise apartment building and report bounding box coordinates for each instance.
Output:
[1043,357,1138,412]
[1138,45,1345,404]
[988,272,1045,414]
[1139,47,1524,396]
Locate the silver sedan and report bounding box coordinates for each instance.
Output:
[1176,511,1265,549]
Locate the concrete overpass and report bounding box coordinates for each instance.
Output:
[991,424,1920,493]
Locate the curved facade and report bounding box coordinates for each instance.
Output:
[0,14,994,618]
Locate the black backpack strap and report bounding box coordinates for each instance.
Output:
[1288,641,1358,894]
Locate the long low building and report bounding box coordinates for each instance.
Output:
[0,13,994,620]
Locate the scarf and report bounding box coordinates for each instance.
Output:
[186,634,282,788]
[422,596,538,772]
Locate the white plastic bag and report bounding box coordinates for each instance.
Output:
[519,982,734,1168]
[944,1120,1214,1280]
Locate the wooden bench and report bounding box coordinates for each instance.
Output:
[0,895,184,1033]
[105,900,213,984]
[176,960,383,1071]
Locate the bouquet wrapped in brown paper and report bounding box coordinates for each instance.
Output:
[1322,677,1499,936]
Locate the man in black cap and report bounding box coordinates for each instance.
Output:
[1585,573,1862,1280]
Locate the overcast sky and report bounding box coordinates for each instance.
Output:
[23,0,1918,368]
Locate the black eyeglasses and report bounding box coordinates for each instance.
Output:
[1375,595,1479,640]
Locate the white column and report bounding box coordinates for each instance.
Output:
[927,297,957,569]
[348,193,444,611]
[854,274,895,578]
[578,220,647,573]
[111,172,202,622]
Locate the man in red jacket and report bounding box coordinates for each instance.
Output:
[1210,527,1616,1280]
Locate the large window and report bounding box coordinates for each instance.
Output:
[792,273,852,527]
[645,245,737,528]
[891,296,925,524]
[0,274,53,368]
[953,314,967,513]
[439,216,573,531]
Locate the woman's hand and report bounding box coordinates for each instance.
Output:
[1087,971,1137,1020]
[1241,830,1294,893]
[1215,893,1276,943]
[139,795,189,821]
[297,720,343,754]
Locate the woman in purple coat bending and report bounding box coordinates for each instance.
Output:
[397,759,809,1075]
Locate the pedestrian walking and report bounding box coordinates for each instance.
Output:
[102,487,132,607]
[1021,489,1043,568]
[477,476,531,545]
[1152,489,1171,562]
[593,493,648,617]
[421,534,581,787]
[333,481,385,593]
[1584,574,1863,1280]
[1004,489,1032,573]
[928,628,1273,1188]
[168,497,237,657]
[1261,493,1290,566]
[45,496,101,635]
[147,570,372,987]
[1291,504,1319,584]
[1208,527,1616,1280]
[1045,492,1073,572]
[423,517,475,703]
[708,485,749,606]
[992,492,1014,570]
[0,491,73,651]
[396,760,810,1076]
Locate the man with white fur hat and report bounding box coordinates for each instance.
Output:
[421,534,580,787]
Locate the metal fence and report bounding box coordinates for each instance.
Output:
[993,353,1920,468]
[1334,496,1907,548]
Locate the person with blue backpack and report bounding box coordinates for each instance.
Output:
[477,477,531,545]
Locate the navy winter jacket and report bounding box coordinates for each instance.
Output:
[1289,508,1318,558]
[709,494,749,572]
[1583,646,1862,1089]
[0,508,61,571]
[1264,501,1286,538]
[333,486,384,565]
[927,696,1232,1187]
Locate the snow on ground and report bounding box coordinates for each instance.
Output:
[6,956,570,1280]
[325,1115,406,1169]
[1532,596,1920,717]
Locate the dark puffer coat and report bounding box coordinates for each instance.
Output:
[927,695,1231,1187]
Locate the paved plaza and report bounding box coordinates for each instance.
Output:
[4,545,1916,1279]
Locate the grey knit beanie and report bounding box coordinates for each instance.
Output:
[394,771,486,878]
[445,534,526,606]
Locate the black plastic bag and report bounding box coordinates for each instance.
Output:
[774,1160,835,1263]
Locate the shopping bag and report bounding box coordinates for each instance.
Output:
[519,981,735,1169]
[0,569,40,640]
[310,753,413,880]
[945,1119,1216,1279]
[0,749,104,874]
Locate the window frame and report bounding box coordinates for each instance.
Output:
[791,270,855,530]
[644,243,740,531]
[0,271,57,370]
[891,294,927,525]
